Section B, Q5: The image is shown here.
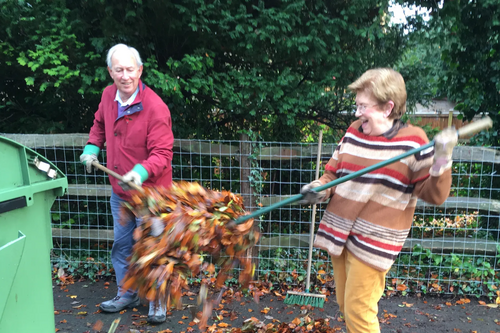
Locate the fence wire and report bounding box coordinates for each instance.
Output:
[2,134,499,296]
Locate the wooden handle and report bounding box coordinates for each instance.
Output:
[305,129,323,291]
[91,161,144,193]
[457,117,493,138]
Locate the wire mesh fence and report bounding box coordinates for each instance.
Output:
[2,133,499,296]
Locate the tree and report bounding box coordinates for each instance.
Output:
[1,0,408,141]
[403,0,500,144]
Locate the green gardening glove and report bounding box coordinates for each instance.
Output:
[79,144,100,173]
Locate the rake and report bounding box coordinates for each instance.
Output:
[233,117,493,307]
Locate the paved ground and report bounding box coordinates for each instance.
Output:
[53,280,500,333]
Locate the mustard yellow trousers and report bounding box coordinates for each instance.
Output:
[331,249,388,333]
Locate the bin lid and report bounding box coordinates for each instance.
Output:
[0,136,67,201]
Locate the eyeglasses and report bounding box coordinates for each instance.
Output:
[354,103,379,113]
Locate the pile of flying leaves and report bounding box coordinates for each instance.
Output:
[120,181,259,327]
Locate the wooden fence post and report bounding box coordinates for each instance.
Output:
[239,133,259,273]
[239,133,254,210]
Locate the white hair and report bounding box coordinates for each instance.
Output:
[106,44,143,68]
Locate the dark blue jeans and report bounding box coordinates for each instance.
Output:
[110,191,140,297]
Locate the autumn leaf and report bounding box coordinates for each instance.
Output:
[480,304,499,308]
[218,322,229,328]
[92,320,103,331]
[396,284,407,291]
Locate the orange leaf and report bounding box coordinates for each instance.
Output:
[292,317,301,325]
[218,322,229,328]
[396,284,407,291]
[92,320,103,331]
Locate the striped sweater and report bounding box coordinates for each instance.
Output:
[313,120,452,271]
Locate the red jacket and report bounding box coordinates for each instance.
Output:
[87,81,174,199]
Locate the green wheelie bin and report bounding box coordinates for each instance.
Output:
[0,136,68,333]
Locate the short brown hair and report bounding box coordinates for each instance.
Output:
[348,68,407,119]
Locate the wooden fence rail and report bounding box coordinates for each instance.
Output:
[2,133,499,255]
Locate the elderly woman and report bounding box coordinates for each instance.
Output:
[301,68,457,333]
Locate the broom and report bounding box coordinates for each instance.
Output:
[284,129,326,308]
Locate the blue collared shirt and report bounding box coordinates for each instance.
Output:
[115,87,139,119]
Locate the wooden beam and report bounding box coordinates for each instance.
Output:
[1,133,89,148]
[258,195,500,213]
[67,184,111,197]
[54,228,498,256]
[63,183,500,215]
[52,228,114,242]
[257,234,499,255]
[2,133,498,163]
[452,146,500,164]
[0,134,240,156]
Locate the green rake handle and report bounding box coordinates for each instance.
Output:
[234,117,493,225]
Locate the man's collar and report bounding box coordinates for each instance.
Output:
[114,87,139,107]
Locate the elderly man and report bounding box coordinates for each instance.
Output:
[79,43,174,324]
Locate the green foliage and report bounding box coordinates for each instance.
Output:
[395,18,449,114]
[390,244,500,297]
[52,250,112,282]
[411,211,481,239]
[0,0,104,133]
[1,0,407,140]
[429,1,500,144]
[258,248,328,285]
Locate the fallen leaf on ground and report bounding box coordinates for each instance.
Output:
[92,320,103,331]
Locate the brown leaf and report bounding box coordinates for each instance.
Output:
[396,284,407,291]
[92,320,103,331]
